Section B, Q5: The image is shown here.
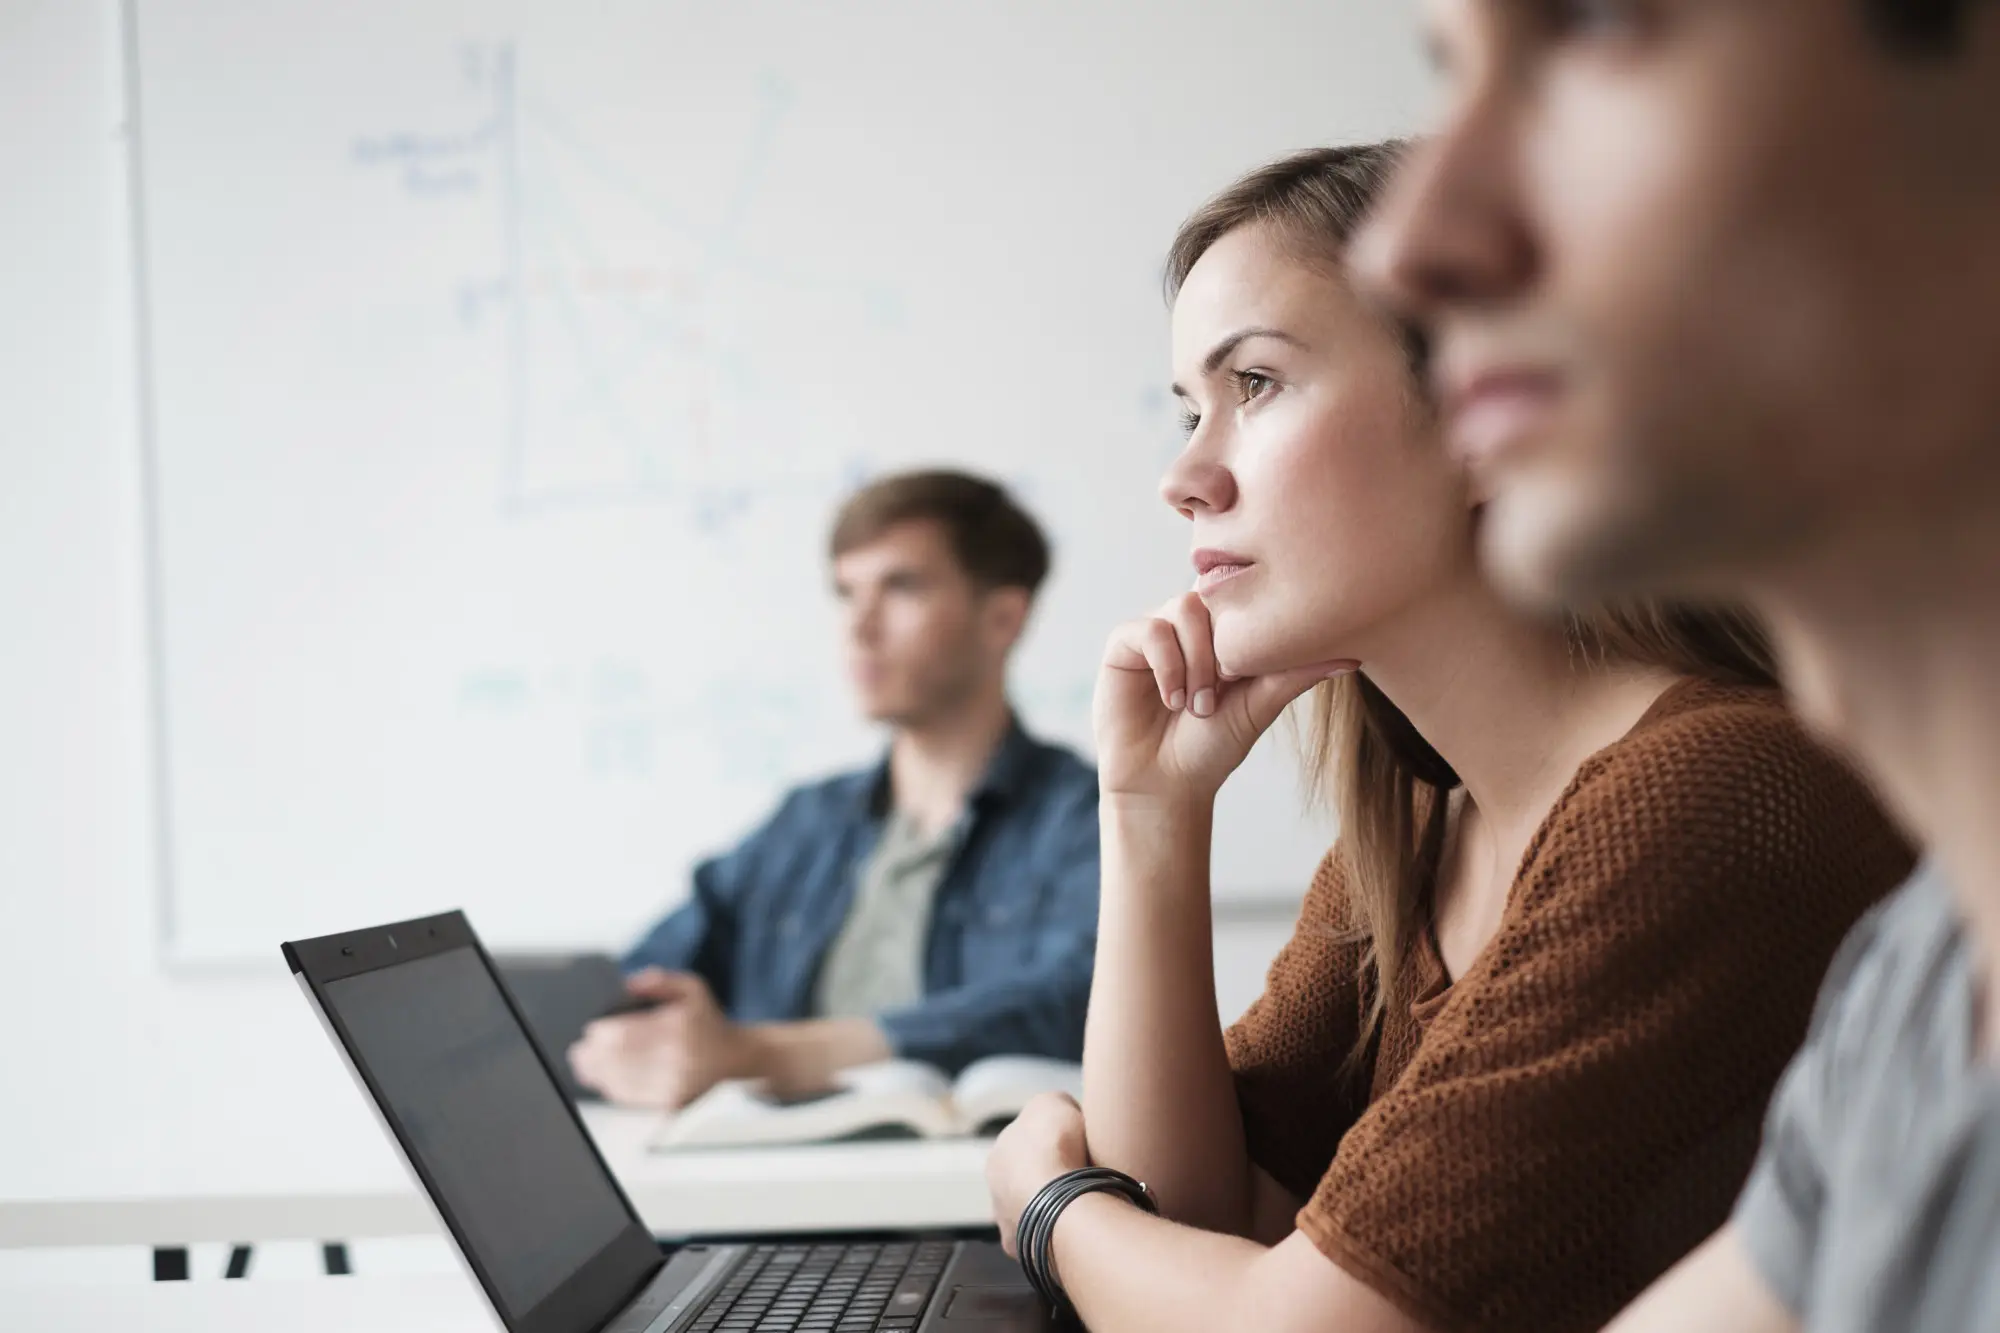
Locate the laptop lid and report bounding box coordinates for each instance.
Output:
[285,912,663,1333]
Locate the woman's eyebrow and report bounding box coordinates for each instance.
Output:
[1170,327,1308,397]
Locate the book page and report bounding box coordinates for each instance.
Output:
[835,1059,954,1105]
[949,1057,1084,1135]
[650,1059,956,1150]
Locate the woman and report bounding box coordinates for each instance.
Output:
[985,145,1913,1333]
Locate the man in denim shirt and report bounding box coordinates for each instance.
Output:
[570,471,1099,1109]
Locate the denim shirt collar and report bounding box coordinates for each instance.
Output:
[855,711,1039,821]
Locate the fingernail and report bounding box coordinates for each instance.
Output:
[1193,689,1215,717]
[1324,665,1355,679]
[1168,689,1186,711]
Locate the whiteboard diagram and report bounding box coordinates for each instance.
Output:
[351,44,892,527]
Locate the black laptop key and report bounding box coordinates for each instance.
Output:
[887,1269,939,1317]
[690,1239,957,1333]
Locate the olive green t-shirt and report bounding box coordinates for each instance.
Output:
[814,811,955,1021]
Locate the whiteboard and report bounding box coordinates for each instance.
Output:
[130,0,1428,963]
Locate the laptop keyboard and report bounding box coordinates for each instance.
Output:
[686,1241,954,1333]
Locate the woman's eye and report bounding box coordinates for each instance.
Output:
[1231,370,1276,404]
[1178,409,1202,437]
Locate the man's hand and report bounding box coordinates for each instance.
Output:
[568,969,752,1110]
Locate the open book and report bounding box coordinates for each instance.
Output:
[649,1056,1082,1152]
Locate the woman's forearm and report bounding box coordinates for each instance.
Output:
[1050,1196,1421,1333]
[1081,795,1257,1235]
[1053,1195,1266,1332]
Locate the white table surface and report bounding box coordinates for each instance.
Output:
[0,1106,997,1250]
[1,1275,493,1331]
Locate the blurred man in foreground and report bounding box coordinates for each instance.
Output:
[1356,0,2000,1328]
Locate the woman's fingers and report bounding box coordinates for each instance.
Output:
[1104,616,1189,710]
[1163,594,1221,717]
[1108,599,1337,728]
[1235,660,1360,734]
[1138,618,1190,710]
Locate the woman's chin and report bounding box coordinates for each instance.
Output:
[1212,621,1340,682]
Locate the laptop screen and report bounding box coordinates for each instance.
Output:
[322,944,635,1319]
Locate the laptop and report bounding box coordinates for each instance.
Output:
[284,910,1055,1333]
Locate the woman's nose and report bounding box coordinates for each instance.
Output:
[1160,451,1237,519]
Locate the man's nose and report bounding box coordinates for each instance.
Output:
[846,596,882,641]
[1349,115,1537,324]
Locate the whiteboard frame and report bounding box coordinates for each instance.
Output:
[120,0,199,967]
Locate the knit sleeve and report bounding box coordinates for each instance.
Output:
[1223,848,1375,1205]
[1292,694,1914,1333]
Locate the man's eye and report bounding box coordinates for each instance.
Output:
[1547,0,1649,39]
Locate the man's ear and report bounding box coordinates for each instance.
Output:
[981,585,1033,652]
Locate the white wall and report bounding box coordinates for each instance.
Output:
[0,0,420,1206]
[0,0,1296,1222]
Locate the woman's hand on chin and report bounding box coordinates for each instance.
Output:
[1095,592,1355,807]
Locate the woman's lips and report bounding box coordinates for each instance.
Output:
[1192,549,1256,596]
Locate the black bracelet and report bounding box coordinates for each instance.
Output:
[1014,1167,1159,1318]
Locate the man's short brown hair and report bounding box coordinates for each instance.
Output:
[830,470,1052,595]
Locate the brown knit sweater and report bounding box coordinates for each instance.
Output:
[1224,680,1913,1333]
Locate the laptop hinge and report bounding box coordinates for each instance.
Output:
[635,1246,741,1333]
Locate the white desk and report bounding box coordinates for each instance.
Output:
[1,1275,491,1332]
[0,1106,996,1252]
